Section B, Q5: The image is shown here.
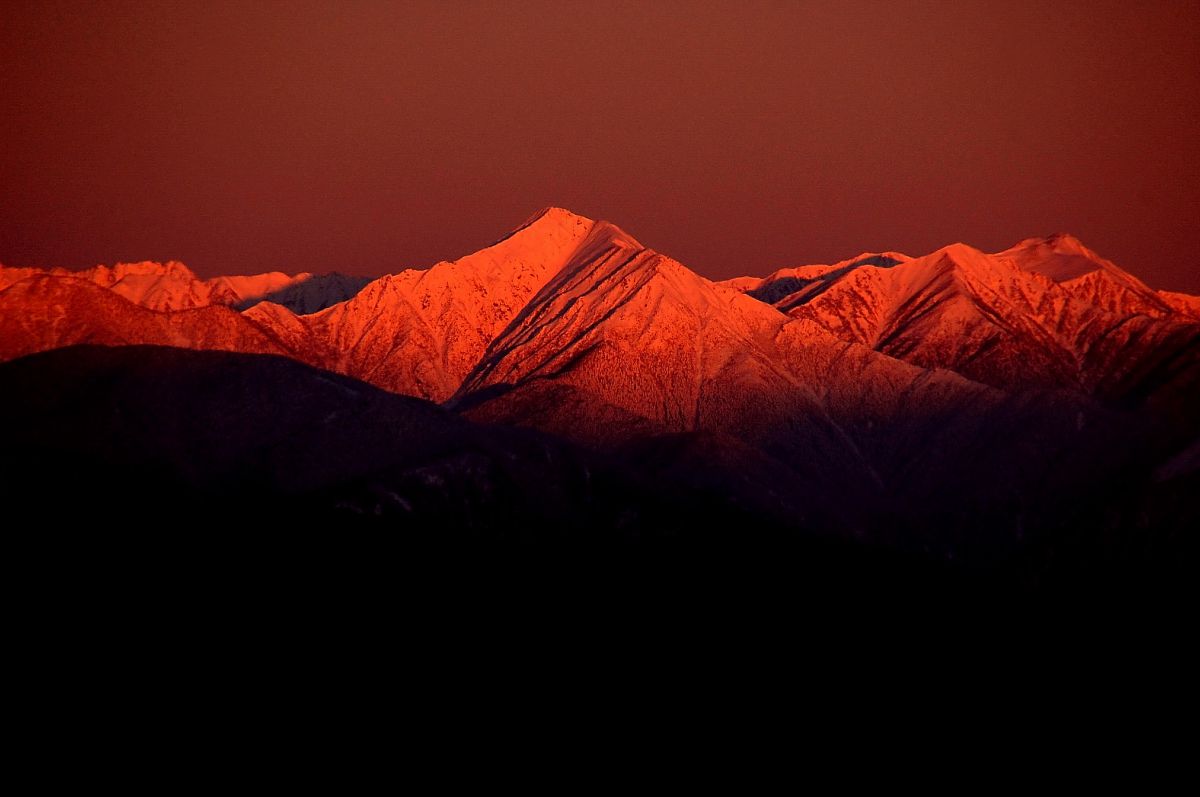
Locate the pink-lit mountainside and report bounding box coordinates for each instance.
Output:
[3,208,1196,594]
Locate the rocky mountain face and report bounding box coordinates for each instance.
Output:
[273,207,599,401]
[2,209,1196,582]
[722,233,1200,401]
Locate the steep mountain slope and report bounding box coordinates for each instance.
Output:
[998,233,1183,320]
[0,209,602,398]
[448,222,1031,536]
[737,235,1200,398]
[453,222,1011,453]
[724,251,913,309]
[252,207,601,400]
[455,219,803,436]
[0,261,365,314]
[1158,291,1200,321]
[451,228,1141,545]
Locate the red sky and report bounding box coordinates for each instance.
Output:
[2,0,1198,292]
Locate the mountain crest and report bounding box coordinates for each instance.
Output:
[931,242,992,267]
[998,232,1128,283]
[493,207,643,257]
[491,206,593,246]
[523,205,592,228]
[3,211,1197,411]
[93,260,198,281]
[1017,232,1093,254]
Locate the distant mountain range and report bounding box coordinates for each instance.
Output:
[2,208,1196,592]
[0,259,368,314]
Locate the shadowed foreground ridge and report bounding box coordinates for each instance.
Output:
[1,209,1197,600]
[1,345,1010,602]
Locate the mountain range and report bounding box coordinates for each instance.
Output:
[0,259,368,314]
[2,207,1196,592]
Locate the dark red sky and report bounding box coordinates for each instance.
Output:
[3,0,1198,292]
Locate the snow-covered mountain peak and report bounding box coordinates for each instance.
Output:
[1042,231,1090,251]
[929,241,992,266]
[463,207,598,274]
[836,251,913,269]
[521,205,594,228]
[493,206,594,244]
[87,259,200,285]
[1012,231,1092,255]
[491,207,643,261]
[997,233,1123,283]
